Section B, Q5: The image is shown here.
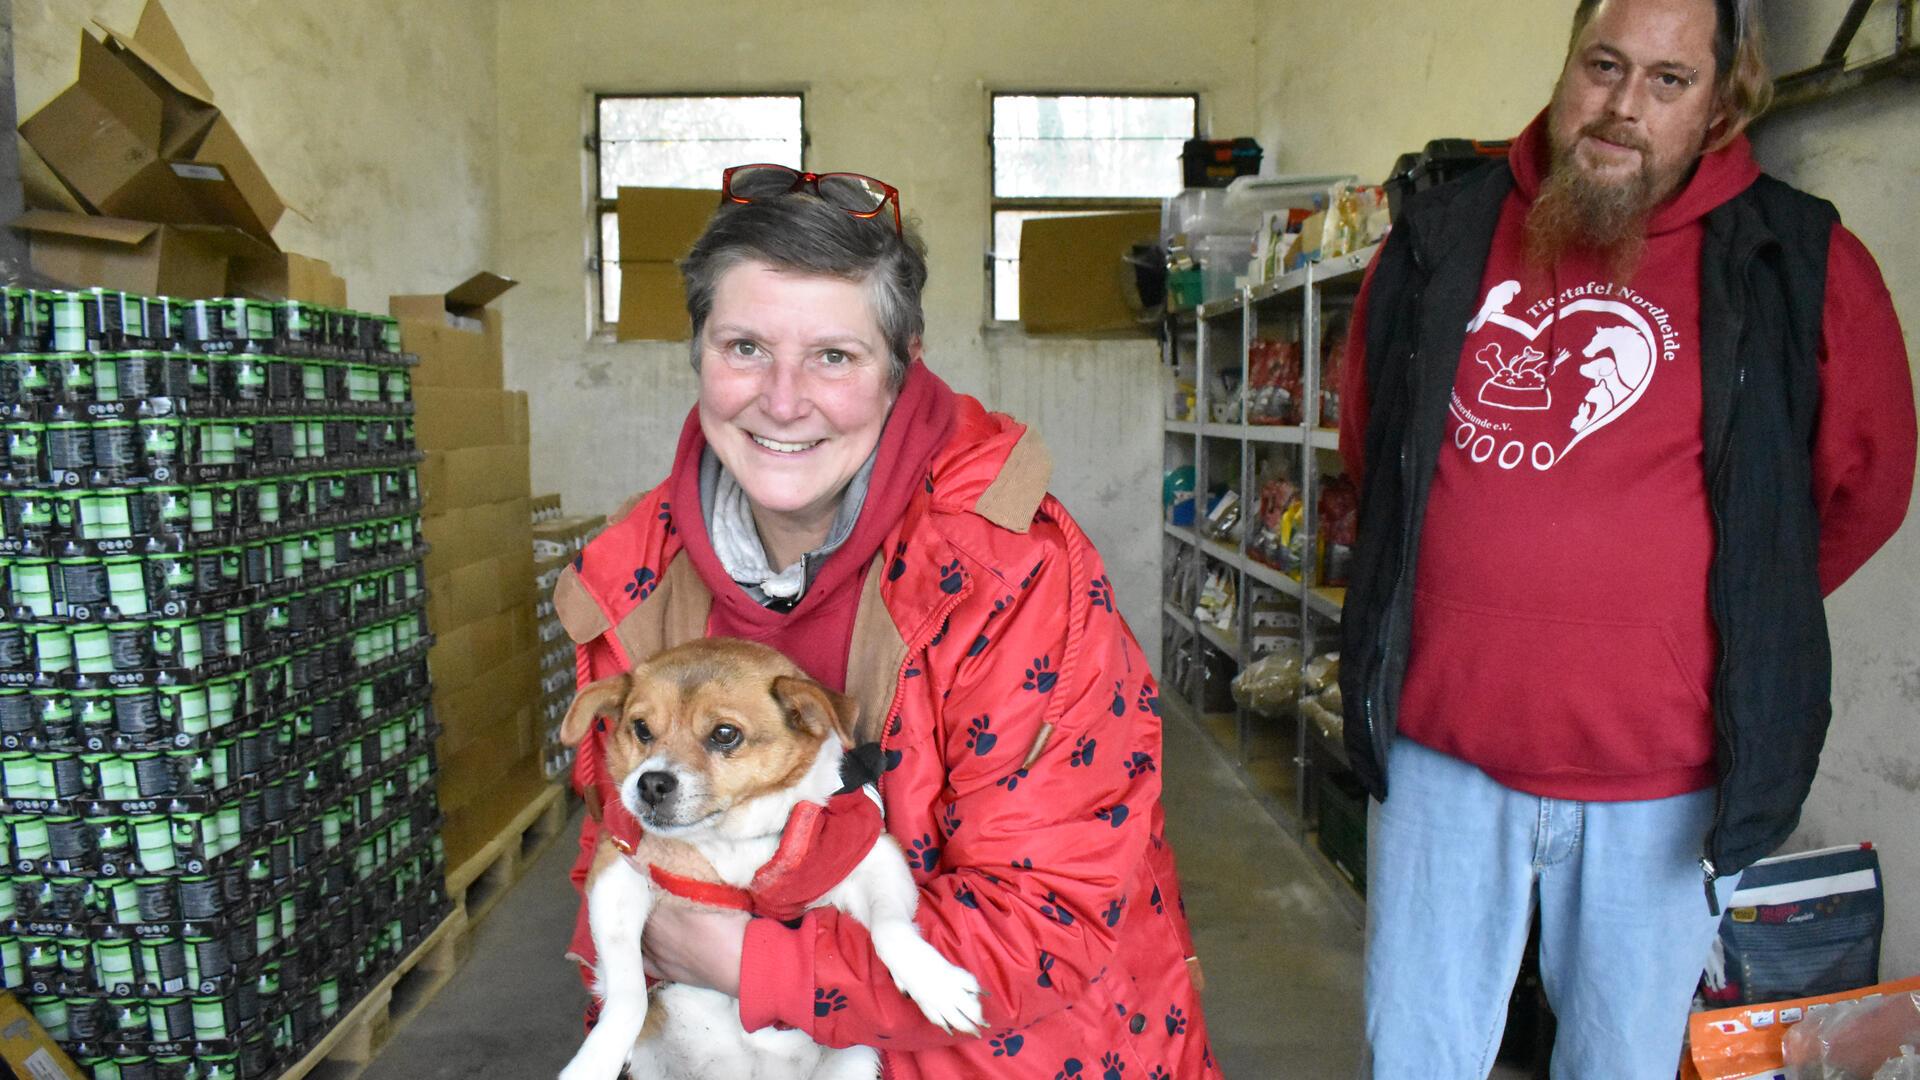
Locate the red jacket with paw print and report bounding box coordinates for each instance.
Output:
[553,366,1220,1080]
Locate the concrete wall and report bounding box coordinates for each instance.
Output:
[12,0,499,311]
[495,0,1266,648]
[1253,0,1920,978]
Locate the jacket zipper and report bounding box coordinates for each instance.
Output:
[1701,243,1758,916]
[877,570,972,1080]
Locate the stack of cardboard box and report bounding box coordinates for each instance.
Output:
[531,502,606,780]
[12,0,344,305]
[397,273,548,869]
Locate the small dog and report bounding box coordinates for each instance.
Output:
[557,638,984,1080]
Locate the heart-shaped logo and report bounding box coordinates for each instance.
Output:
[1450,280,1666,471]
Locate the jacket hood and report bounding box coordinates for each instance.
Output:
[923,395,1053,533]
[1510,108,1762,236]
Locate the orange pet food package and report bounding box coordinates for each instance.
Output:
[1684,974,1920,1080]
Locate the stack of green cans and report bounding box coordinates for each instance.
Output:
[0,286,447,1078]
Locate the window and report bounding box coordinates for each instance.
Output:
[592,95,805,327]
[989,93,1197,323]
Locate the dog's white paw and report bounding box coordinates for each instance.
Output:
[873,925,985,1036]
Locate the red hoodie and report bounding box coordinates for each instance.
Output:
[1339,112,1916,801]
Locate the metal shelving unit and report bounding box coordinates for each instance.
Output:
[1160,241,1378,912]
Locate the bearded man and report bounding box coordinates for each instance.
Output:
[1335,0,1915,1076]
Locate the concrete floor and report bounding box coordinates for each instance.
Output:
[359,710,1428,1078]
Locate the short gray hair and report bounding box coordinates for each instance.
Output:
[680,193,927,389]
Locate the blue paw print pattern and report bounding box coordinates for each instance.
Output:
[938,559,965,594]
[903,661,923,679]
[623,566,658,602]
[955,883,979,909]
[928,617,949,648]
[941,801,963,837]
[991,1033,1025,1058]
[1089,573,1115,612]
[1136,684,1161,716]
[1036,950,1056,989]
[571,553,583,571]
[1023,655,1058,693]
[888,541,909,582]
[1054,1059,1082,1080]
[1165,1004,1187,1036]
[1021,559,1046,590]
[814,987,849,1017]
[1101,1052,1126,1080]
[1069,735,1098,768]
[656,501,677,537]
[967,632,990,657]
[1096,804,1129,829]
[964,715,998,756]
[1149,1068,1172,1080]
[1150,884,1165,914]
[1040,891,1075,926]
[887,715,903,738]
[1110,680,1126,717]
[1125,751,1157,779]
[996,768,1029,792]
[1102,898,1124,927]
[906,834,941,873]
[884,747,904,772]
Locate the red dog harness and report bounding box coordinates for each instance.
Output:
[593,740,887,922]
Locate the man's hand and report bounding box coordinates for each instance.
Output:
[641,902,751,997]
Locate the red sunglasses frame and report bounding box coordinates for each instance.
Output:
[720,163,903,236]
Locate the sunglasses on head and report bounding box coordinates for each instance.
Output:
[720,163,903,236]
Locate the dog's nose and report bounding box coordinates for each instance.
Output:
[638,771,678,806]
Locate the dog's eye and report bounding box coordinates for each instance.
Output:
[708,725,742,750]
[632,719,654,742]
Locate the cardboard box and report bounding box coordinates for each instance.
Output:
[13,209,270,297]
[19,2,286,244]
[507,390,530,446]
[434,647,541,752]
[422,498,530,577]
[0,990,87,1079]
[393,273,515,390]
[614,187,716,342]
[419,445,532,518]
[1018,211,1162,335]
[429,547,538,631]
[412,388,520,450]
[441,765,551,869]
[228,251,347,305]
[428,605,536,689]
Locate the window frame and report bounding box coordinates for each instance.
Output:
[986,90,1200,326]
[589,91,809,334]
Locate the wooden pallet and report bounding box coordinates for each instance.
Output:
[445,782,574,930]
[273,783,575,1080]
[276,906,468,1080]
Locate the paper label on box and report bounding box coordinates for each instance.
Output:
[170,162,224,181]
[24,1049,70,1080]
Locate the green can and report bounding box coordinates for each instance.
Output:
[111,998,148,1039]
[140,418,183,480]
[44,420,94,474]
[1,757,45,801]
[131,815,176,871]
[0,937,21,986]
[23,626,72,676]
[202,1053,239,1080]
[49,353,94,402]
[91,754,138,800]
[93,934,137,994]
[188,487,218,534]
[8,559,57,618]
[4,422,45,484]
[25,993,66,1039]
[191,996,231,1041]
[71,625,114,674]
[148,995,192,1040]
[105,556,150,616]
[88,813,132,864]
[45,291,86,352]
[100,877,140,922]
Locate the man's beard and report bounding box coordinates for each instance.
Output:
[1526,117,1669,284]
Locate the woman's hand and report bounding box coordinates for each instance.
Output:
[641,903,751,996]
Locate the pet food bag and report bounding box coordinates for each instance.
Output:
[1701,844,1883,1008]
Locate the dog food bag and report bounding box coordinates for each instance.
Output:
[1686,975,1920,1080]
[1700,844,1883,1008]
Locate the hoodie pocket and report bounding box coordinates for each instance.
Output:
[1398,590,1715,782]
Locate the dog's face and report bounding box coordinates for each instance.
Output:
[560,638,859,835]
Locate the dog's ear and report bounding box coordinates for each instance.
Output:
[560,674,632,748]
[770,675,861,749]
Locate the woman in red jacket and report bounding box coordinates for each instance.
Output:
[552,164,1220,1078]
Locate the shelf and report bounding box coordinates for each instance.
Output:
[1308,586,1346,622]
[1197,620,1239,658]
[1163,522,1197,546]
[1165,419,1199,435]
[1312,242,1380,289]
[1196,293,1243,320]
[1199,536,1240,567]
[1308,427,1340,451]
[1304,711,1350,771]
[1162,602,1195,633]
[1247,265,1312,306]
[1241,556,1304,599]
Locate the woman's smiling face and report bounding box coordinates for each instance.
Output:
[695,260,898,552]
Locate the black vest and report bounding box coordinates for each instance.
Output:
[1339,162,1840,880]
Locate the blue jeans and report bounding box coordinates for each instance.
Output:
[1362,739,1739,1080]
